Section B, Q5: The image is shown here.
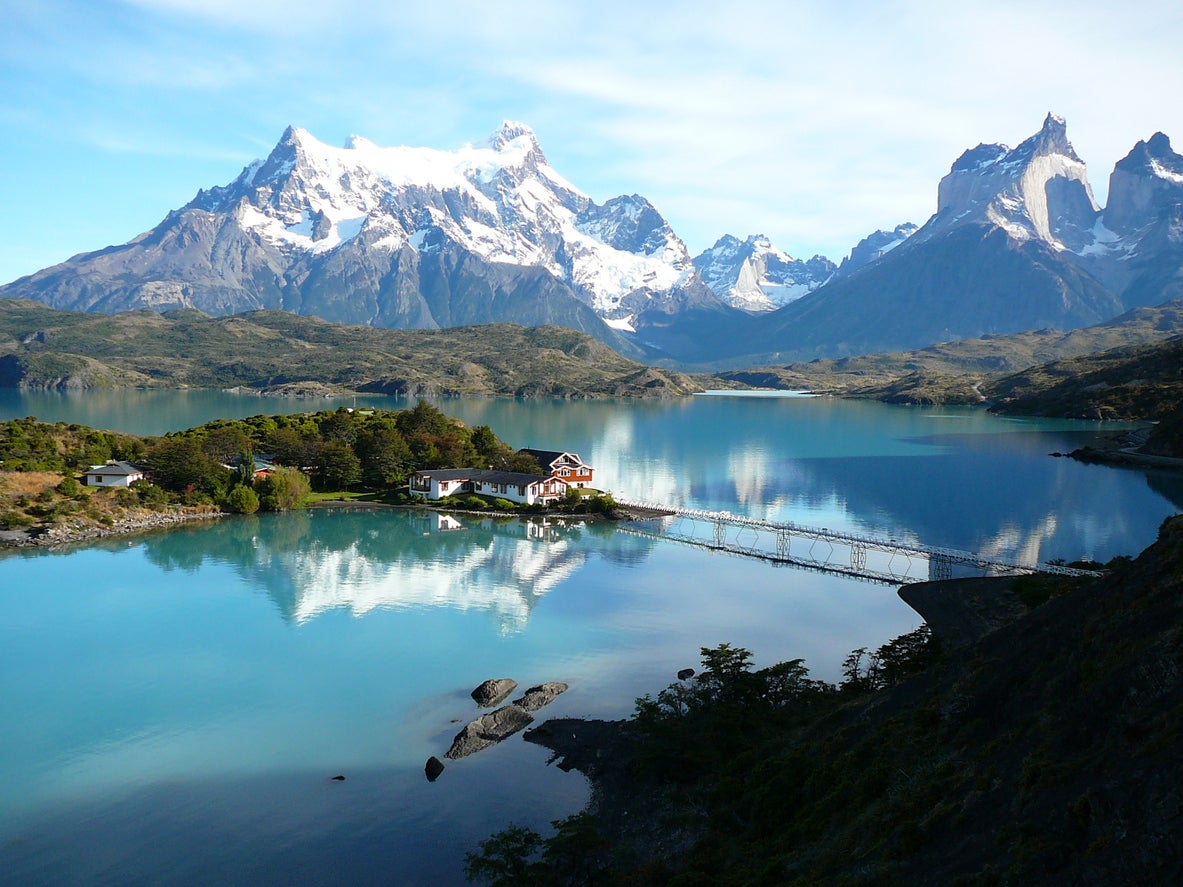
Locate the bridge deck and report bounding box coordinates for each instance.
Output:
[614,498,1102,582]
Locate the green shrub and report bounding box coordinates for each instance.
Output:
[56,476,82,498]
[0,510,35,529]
[225,484,260,515]
[462,495,487,509]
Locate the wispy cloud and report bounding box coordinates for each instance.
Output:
[1,0,1180,282]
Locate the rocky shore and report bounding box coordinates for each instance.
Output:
[0,508,223,549]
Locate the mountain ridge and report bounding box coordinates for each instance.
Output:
[3,116,1183,366]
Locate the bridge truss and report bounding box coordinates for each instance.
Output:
[614,499,1102,585]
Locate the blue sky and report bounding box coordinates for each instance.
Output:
[2,0,1180,286]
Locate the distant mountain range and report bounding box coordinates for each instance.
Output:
[2,115,1181,366]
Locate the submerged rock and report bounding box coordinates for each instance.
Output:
[471,678,518,707]
[513,681,569,712]
[425,756,445,782]
[446,705,535,759]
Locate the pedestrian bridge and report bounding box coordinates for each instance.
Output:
[614,498,1102,586]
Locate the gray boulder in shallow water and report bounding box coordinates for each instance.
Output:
[471,678,518,707]
[513,681,569,712]
[446,705,535,759]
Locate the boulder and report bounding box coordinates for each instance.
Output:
[513,681,569,712]
[471,678,518,707]
[446,705,535,759]
[424,756,445,782]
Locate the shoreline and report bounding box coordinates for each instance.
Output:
[0,508,223,551]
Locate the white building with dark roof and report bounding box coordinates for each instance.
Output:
[82,461,145,488]
[410,468,568,506]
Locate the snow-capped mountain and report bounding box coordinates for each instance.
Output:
[920,113,1100,252]
[833,223,917,278]
[1080,132,1183,308]
[4,115,1182,367]
[0,122,726,348]
[716,115,1182,366]
[692,235,835,312]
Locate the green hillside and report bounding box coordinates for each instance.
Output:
[0,300,703,398]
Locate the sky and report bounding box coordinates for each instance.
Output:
[1,0,1181,286]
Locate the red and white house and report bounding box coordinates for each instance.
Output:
[82,461,145,488]
[409,468,568,506]
[517,449,595,489]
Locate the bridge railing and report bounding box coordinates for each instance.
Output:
[613,497,1101,579]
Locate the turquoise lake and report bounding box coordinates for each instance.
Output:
[1,390,1180,885]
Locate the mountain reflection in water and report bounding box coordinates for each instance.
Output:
[135,508,655,632]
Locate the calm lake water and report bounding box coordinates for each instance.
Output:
[1,389,1180,885]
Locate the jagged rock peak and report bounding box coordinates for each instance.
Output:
[835,222,918,277]
[1027,112,1075,159]
[931,113,1097,250]
[1105,131,1183,235]
[478,120,547,165]
[692,232,833,312]
[1115,132,1183,176]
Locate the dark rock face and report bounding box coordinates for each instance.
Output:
[1105,132,1183,236]
[471,678,518,708]
[677,668,696,681]
[834,223,917,278]
[445,705,535,759]
[513,681,569,712]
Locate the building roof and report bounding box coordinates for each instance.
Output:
[518,448,585,467]
[413,467,562,486]
[84,461,143,477]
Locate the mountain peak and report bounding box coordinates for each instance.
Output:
[479,120,546,166]
[1027,112,1075,159]
[931,114,1096,249]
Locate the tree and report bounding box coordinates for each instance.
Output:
[318,408,359,446]
[266,427,311,467]
[313,441,362,491]
[224,484,260,515]
[356,424,413,487]
[147,436,229,497]
[200,424,253,464]
[255,466,311,511]
[463,825,543,886]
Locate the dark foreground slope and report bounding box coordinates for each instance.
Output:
[512,519,1183,885]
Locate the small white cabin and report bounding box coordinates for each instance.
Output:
[82,461,145,488]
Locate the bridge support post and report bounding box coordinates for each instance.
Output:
[713,519,725,548]
[776,529,791,559]
[850,543,866,570]
[930,555,953,581]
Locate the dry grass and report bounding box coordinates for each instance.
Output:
[0,471,65,499]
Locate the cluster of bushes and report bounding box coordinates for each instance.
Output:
[2,403,568,520]
[2,403,536,519]
[0,471,154,531]
[0,416,145,472]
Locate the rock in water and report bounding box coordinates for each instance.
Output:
[424,756,445,782]
[446,705,535,759]
[471,678,518,707]
[513,681,569,712]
